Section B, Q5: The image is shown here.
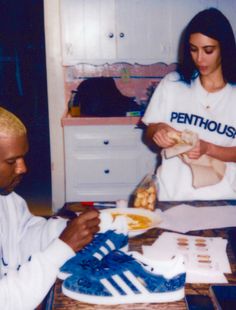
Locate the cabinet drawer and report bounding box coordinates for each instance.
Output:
[66,155,138,184]
[64,125,143,149]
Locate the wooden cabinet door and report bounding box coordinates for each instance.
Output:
[115,0,171,63]
[60,0,116,65]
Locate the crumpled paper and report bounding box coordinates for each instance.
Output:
[164,129,226,188]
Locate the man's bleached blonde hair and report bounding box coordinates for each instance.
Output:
[0,107,27,137]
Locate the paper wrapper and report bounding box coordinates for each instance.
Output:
[164,130,226,188]
[164,130,198,158]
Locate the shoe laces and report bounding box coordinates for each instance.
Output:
[96,252,135,274]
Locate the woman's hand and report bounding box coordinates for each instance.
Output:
[146,123,180,148]
[185,139,209,159]
[153,128,176,148]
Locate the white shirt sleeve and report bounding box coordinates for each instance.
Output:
[5,193,68,262]
[0,239,74,310]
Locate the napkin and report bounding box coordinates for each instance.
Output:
[182,154,226,188]
[99,211,128,234]
[164,129,226,188]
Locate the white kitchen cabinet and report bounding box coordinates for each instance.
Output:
[60,0,116,64]
[58,0,174,65]
[114,0,170,63]
[59,0,171,64]
[59,0,218,65]
[63,124,157,202]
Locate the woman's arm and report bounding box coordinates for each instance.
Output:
[186,139,236,162]
[146,123,236,162]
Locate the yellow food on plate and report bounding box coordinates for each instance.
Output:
[111,212,152,230]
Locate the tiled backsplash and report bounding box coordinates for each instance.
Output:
[64,62,177,108]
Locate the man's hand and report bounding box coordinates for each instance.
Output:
[59,209,100,252]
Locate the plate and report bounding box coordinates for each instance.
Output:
[102,207,162,237]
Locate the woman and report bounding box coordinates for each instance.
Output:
[142,8,236,201]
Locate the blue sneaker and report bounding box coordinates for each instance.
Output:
[58,230,128,280]
[62,250,186,304]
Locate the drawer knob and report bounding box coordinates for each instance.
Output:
[103,140,109,145]
[104,169,110,174]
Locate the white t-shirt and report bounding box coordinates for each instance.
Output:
[142,72,236,201]
[0,192,74,310]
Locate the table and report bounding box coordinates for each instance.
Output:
[46,202,236,309]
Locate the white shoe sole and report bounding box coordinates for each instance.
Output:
[62,286,185,305]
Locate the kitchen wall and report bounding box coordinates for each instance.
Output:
[44,0,236,211]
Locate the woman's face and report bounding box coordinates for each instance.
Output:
[189,33,222,78]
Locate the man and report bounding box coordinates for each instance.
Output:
[0,107,100,309]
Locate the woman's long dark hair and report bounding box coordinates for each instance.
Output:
[177,8,236,84]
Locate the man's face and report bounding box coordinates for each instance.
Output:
[0,134,29,195]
